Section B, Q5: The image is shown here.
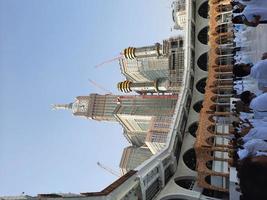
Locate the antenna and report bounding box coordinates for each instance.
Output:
[88,79,112,94]
[94,54,123,68]
[97,162,120,177]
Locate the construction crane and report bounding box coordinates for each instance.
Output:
[94,54,123,68]
[97,161,120,177]
[88,79,113,94]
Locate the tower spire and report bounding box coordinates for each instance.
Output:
[52,103,73,110]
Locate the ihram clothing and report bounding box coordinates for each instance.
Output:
[250,59,267,88]
[238,139,267,159]
[242,7,267,22]
[238,0,267,8]
[242,126,267,142]
[250,93,267,112]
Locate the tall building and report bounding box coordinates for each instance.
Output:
[120,146,152,175]
[54,93,178,171]
[172,0,186,30]
[118,36,185,94]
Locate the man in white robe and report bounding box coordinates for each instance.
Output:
[242,126,267,142]
[238,139,267,159]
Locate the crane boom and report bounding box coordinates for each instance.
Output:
[88,79,112,94]
[94,55,122,68]
[97,162,120,177]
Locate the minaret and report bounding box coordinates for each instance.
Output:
[117,80,172,93]
[123,43,163,60]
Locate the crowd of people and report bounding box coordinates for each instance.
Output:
[221,0,267,199]
[231,0,267,27]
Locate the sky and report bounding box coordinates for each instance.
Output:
[0,0,175,196]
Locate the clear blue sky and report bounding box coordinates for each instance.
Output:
[0,0,174,196]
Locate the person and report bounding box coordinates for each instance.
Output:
[240,90,256,105]
[242,126,267,142]
[238,156,267,200]
[232,13,265,27]
[237,139,267,159]
[250,92,267,111]
[234,0,267,8]
[240,91,267,119]
[233,58,267,85]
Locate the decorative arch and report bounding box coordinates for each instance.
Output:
[174,176,196,190]
[197,52,208,71]
[196,78,207,94]
[193,100,203,113]
[215,4,232,13]
[183,148,196,171]
[188,122,199,137]
[198,1,209,19]
[198,26,209,45]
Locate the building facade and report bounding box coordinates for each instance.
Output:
[120,146,153,175]
[118,36,184,94]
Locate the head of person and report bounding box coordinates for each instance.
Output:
[240,91,256,105]
[232,15,244,24]
[237,138,244,146]
[238,156,267,200]
[233,63,252,77]
[232,121,240,127]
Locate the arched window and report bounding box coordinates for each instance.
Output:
[188,122,198,137]
[196,78,207,94]
[198,27,209,45]
[198,1,209,19]
[174,178,195,190]
[197,52,208,71]
[183,149,196,170]
[193,101,203,113]
[215,4,232,13]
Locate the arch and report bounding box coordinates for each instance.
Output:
[188,122,198,137]
[183,149,196,171]
[206,136,215,145]
[174,177,196,190]
[197,52,208,71]
[198,26,209,45]
[193,100,203,113]
[215,4,232,13]
[207,125,215,134]
[196,78,207,94]
[198,1,209,19]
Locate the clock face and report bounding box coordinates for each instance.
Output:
[79,100,88,112]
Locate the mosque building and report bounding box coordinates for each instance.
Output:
[2,0,246,199]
